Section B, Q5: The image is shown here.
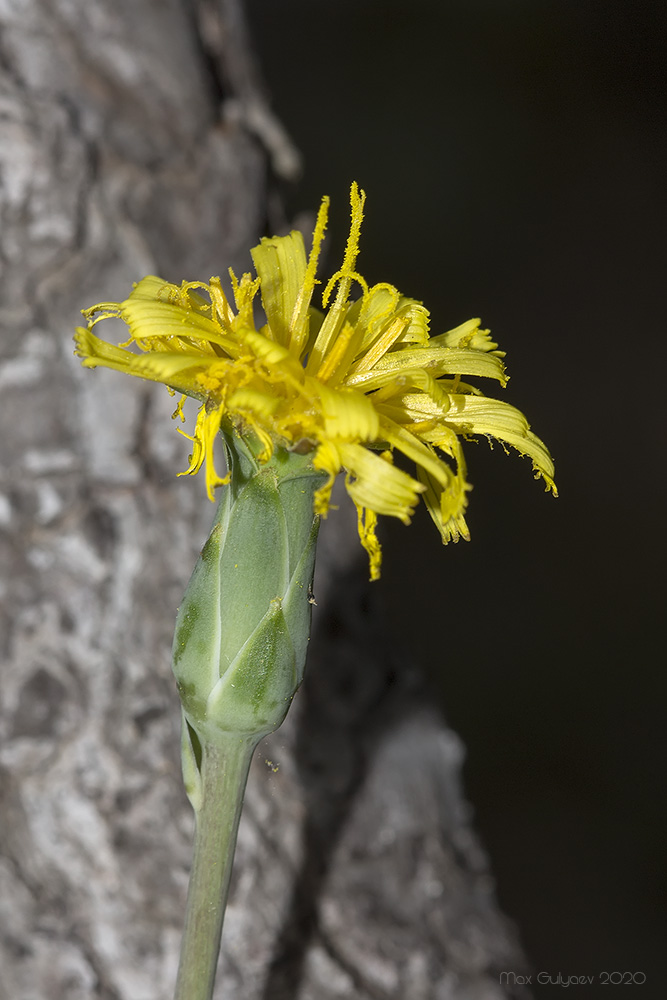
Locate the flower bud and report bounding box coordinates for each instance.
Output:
[172,434,325,752]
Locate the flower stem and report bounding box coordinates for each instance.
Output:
[174,734,259,1000]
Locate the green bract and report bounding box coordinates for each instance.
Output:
[172,433,325,805]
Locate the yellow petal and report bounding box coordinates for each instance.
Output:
[75,328,216,399]
[392,298,431,346]
[241,329,304,381]
[108,276,235,354]
[75,327,143,373]
[394,392,556,492]
[227,388,281,418]
[338,442,424,521]
[350,286,431,359]
[348,282,400,354]
[177,404,230,500]
[251,231,307,348]
[346,345,507,391]
[229,271,261,332]
[348,315,407,375]
[312,440,342,514]
[430,318,505,356]
[380,417,452,489]
[416,464,471,544]
[316,382,380,442]
[357,367,452,412]
[448,395,556,491]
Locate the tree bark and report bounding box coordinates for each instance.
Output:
[0,2,530,997]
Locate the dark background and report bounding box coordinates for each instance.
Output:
[246,0,666,995]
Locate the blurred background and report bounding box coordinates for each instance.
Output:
[246,0,666,993]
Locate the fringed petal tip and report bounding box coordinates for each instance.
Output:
[536,466,558,498]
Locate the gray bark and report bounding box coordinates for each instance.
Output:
[0,2,529,997]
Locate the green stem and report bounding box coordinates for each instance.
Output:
[175,734,259,1000]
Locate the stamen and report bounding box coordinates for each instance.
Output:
[314,321,357,384]
[349,315,408,375]
[288,196,329,356]
[208,277,236,331]
[356,505,382,581]
[172,395,187,422]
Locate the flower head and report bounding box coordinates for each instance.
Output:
[75,183,556,578]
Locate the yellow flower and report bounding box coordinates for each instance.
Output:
[74,183,556,579]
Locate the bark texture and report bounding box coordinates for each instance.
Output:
[0,2,529,997]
